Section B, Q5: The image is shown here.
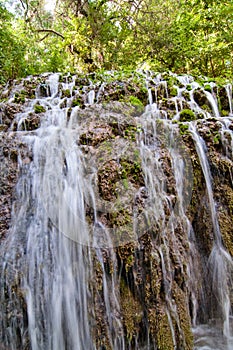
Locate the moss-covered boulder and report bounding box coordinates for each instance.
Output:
[180,109,196,122]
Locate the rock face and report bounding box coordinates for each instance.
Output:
[0,71,233,350]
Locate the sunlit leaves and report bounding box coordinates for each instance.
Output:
[1,0,233,80]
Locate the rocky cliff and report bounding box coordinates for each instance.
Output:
[0,71,232,350]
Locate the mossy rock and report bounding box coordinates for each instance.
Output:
[120,279,143,343]
[0,124,8,131]
[172,282,193,350]
[168,86,177,97]
[62,89,72,98]
[79,125,114,146]
[219,208,233,256]
[201,104,212,113]
[156,307,174,350]
[221,109,229,117]
[179,122,190,135]
[179,109,196,122]
[218,86,230,112]
[21,115,40,130]
[182,90,190,100]
[14,91,26,104]
[193,88,210,107]
[119,157,144,185]
[34,104,46,114]
[204,84,212,92]
[159,98,177,111]
[75,76,90,87]
[38,84,50,97]
[97,159,120,201]
[156,84,168,99]
[122,95,145,115]
[127,95,143,106]
[71,96,83,107]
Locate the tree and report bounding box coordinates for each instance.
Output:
[1,0,233,80]
[0,2,26,83]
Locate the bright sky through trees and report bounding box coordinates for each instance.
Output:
[44,0,56,13]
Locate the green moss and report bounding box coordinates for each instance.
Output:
[179,109,196,122]
[62,89,71,98]
[179,122,189,135]
[120,279,143,342]
[123,125,137,140]
[172,283,193,350]
[14,90,26,103]
[221,109,229,117]
[120,158,143,184]
[127,95,144,106]
[204,84,212,92]
[122,178,129,190]
[213,132,220,144]
[166,76,176,87]
[156,309,174,350]
[71,96,82,107]
[169,86,177,97]
[34,104,46,113]
[139,85,148,94]
[201,104,212,113]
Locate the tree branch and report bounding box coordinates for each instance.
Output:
[35,29,65,39]
[38,33,50,42]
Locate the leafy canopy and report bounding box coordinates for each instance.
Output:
[1,0,233,82]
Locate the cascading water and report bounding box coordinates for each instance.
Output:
[189,123,233,349]
[138,102,194,349]
[0,75,125,350]
[0,71,233,350]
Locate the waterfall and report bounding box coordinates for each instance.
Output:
[0,71,233,350]
[189,124,222,245]
[225,84,233,116]
[0,74,125,350]
[189,123,233,349]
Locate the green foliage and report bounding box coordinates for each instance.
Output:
[0,3,26,83]
[2,0,233,81]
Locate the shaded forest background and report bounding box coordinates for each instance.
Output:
[1,0,233,84]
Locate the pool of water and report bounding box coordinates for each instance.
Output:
[193,324,233,350]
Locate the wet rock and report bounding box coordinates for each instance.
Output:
[79,125,113,146]
[98,160,120,201]
[20,115,40,131]
[1,71,233,350]
[38,83,50,97]
[218,86,230,112]
[193,88,211,108]
[0,103,22,130]
[0,134,31,240]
